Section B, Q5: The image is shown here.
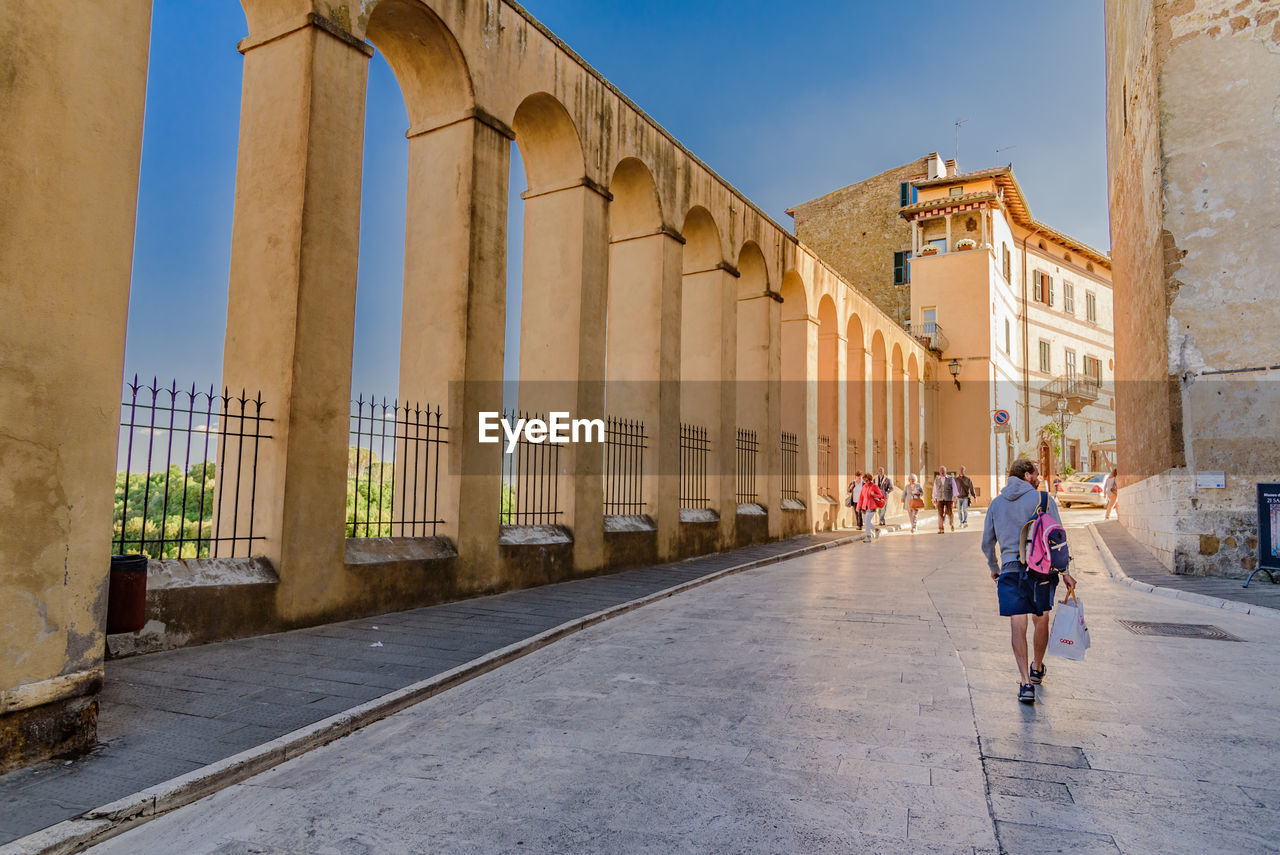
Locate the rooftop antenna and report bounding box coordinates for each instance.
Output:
[954,118,969,165]
[995,144,1016,166]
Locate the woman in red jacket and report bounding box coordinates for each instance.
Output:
[856,472,885,542]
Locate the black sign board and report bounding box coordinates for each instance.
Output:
[1259,483,1280,572]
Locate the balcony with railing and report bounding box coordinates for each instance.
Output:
[1039,374,1102,412]
[903,320,949,354]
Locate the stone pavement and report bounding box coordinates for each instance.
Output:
[1095,519,1280,613]
[0,530,860,847]
[63,511,1280,854]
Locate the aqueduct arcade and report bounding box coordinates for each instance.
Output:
[0,0,937,769]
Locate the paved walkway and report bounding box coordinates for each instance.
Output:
[0,531,859,846]
[61,514,1280,854]
[1095,519,1280,612]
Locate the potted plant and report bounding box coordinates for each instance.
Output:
[919,245,940,256]
[955,238,977,251]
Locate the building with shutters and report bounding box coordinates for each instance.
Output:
[790,152,1116,500]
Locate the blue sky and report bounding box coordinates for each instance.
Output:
[127,0,1108,399]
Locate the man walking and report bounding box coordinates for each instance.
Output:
[874,467,893,526]
[933,465,955,533]
[848,472,864,530]
[954,465,975,528]
[981,459,1077,704]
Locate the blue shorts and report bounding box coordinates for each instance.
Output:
[997,562,1057,617]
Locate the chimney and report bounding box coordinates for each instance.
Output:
[945,158,958,175]
[926,153,944,180]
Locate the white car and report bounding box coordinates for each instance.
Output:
[1057,472,1108,508]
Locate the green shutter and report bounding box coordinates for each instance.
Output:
[893,251,905,284]
[899,182,910,207]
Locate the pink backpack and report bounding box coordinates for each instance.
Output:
[1019,492,1070,581]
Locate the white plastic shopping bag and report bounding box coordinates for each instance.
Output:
[1047,590,1089,661]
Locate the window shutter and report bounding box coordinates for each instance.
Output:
[1033,271,1043,302]
[900,182,910,207]
[893,251,905,285]
[1047,276,1055,307]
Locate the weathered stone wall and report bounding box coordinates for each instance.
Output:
[1105,0,1280,576]
[789,157,929,326]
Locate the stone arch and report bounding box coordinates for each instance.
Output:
[605,158,663,409]
[846,313,866,475]
[512,92,585,193]
[366,0,473,129]
[604,157,666,515]
[680,207,727,445]
[870,330,887,471]
[891,343,905,478]
[816,295,839,499]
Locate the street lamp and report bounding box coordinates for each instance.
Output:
[948,359,962,390]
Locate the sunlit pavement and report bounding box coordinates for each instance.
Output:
[88,511,1280,854]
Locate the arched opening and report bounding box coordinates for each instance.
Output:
[736,243,771,396]
[680,207,726,511]
[845,314,866,478]
[870,331,888,474]
[892,343,905,479]
[816,296,839,502]
[357,1,476,540]
[605,157,664,517]
[511,92,588,411]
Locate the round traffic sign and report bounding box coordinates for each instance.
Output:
[993,409,1010,426]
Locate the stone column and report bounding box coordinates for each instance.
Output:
[901,366,913,479]
[0,1,151,772]
[398,112,511,590]
[945,214,953,250]
[765,294,785,538]
[782,312,820,527]
[221,15,372,622]
[715,266,741,549]
[518,181,610,571]
[834,331,849,527]
[607,226,683,559]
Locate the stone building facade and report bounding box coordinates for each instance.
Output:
[787,156,931,327]
[1105,0,1280,577]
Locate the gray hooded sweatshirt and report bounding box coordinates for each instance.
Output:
[981,477,1064,573]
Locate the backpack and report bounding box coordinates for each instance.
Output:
[1019,491,1069,581]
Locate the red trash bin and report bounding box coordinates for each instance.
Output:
[107,554,148,634]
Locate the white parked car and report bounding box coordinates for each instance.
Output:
[1057,472,1108,508]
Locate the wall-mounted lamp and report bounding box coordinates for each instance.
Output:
[948,359,962,390]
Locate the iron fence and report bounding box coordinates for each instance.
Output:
[817,434,833,498]
[501,409,562,525]
[603,416,646,515]
[846,435,859,481]
[781,431,800,503]
[736,428,759,505]
[347,396,448,538]
[113,377,271,559]
[679,423,712,509]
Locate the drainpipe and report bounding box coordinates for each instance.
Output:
[1020,227,1042,445]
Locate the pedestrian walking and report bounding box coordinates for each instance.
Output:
[904,474,924,533]
[875,467,894,526]
[857,472,884,542]
[981,458,1077,704]
[1103,468,1119,519]
[848,472,864,529]
[954,465,975,528]
[933,465,956,533]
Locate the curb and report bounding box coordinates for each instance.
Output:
[1086,524,1280,622]
[1,533,863,855]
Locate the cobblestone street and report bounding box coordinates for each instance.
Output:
[71,511,1280,854]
